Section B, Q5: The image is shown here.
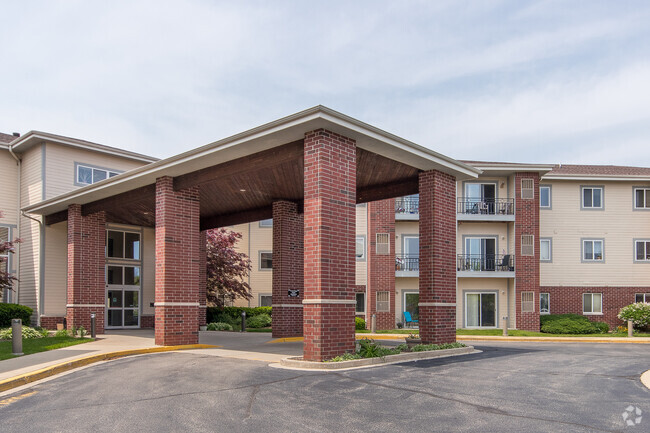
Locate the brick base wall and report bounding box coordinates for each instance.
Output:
[67,307,105,334]
[141,315,155,329]
[40,316,66,330]
[272,306,303,337]
[541,286,649,329]
[303,304,356,361]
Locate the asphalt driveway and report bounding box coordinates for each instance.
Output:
[0,341,648,432]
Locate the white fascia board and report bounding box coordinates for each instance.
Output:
[543,175,650,181]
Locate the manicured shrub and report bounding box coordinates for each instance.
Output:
[355,317,366,330]
[0,303,33,327]
[541,317,599,334]
[540,313,584,327]
[206,306,272,324]
[618,303,650,328]
[0,326,45,340]
[207,322,234,331]
[592,322,609,333]
[246,313,272,329]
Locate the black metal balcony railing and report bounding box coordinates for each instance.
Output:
[395,197,419,215]
[457,254,514,272]
[396,255,419,272]
[457,198,514,215]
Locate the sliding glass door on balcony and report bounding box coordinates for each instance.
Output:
[462,237,496,271]
[396,236,419,272]
[465,292,497,328]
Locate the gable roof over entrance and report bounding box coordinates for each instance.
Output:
[23,106,480,229]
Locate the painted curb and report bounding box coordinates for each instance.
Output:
[0,344,218,393]
[268,335,411,344]
[456,336,650,344]
[641,370,650,390]
[279,346,475,370]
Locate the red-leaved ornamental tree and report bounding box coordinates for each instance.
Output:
[0,211,20,292]
[205,228,252,307]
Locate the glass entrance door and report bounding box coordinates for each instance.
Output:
[465,293,496,328]
[403,292,419,322]
[106,265,141,328]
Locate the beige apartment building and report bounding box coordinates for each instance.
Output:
[2,128,648,331]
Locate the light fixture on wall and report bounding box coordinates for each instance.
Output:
[500,181,505,188]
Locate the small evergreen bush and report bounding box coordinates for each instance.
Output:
[207,322,234,331]
[355,317,366,330]
[541,317,599,334]
[0,304,33,327]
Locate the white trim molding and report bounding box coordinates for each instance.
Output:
[66,304,105,308]
[302,299,357,305]
[419,302,457,307]
[271,304,304,308]
[153,302,200,307]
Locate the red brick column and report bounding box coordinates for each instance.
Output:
[154,176,201,346]
[303,129,356,361]
[515,172,540,331]
[198,230,207,327]
[418,170,456,344]
[272,201,304,338]
[67,204,106,333]
[368,199,396,330]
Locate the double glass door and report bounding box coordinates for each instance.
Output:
[106,265,140,328]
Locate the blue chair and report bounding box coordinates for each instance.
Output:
[404,311,419,328]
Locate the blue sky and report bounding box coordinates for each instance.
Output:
[2,1,649,165]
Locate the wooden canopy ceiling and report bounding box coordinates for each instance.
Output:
[45,140,421,230]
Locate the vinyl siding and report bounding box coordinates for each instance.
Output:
[456,222,508,255]
[44,142,144,199]
[18,146,43,315]
[0,150,19,224]
[540,180,650,286]
[395,221,419,255]
[43,222,67,316]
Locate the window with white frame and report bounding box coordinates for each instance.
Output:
[77,163,120,185]
[635,240,650,261]
[540,293,550,314]
[581,186,603,209]
[634,188,650,209]
[635,293,650,303]
[259,219,273,228]
[355,236,366,260]
[583,239,604,261]
[259,294,272,307]
[583,293,602,314]
[540,238,552,262]
[259,251,272,270]
[355,292,365,314]
[540,185,551,208]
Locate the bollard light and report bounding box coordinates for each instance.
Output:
[371,314,376,333]
[241,311,246,333]
[628,319,634,338]
[12,318,23,356]
[90,313,96,339]
[502,316,509,336]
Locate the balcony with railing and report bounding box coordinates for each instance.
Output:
[456,254,515,277]
[395,196,419,220]
[396,254,419,277]
[456,198,515,222]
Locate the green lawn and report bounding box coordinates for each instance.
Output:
[356,329,650,338]
[456,329,650,338]
[0,337,94,361]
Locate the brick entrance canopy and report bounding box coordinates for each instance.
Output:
[418,170,457,344]
[515,172,540,331]
[303,129,357,361]
[154,176,201,346]
[368,199,396,330]
[67,204,106,333]
[271,201,304,337]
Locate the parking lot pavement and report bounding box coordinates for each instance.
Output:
[0,341,648,432]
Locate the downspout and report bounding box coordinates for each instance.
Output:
[8,143,21,304]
